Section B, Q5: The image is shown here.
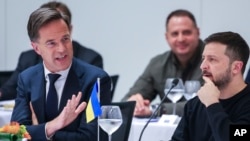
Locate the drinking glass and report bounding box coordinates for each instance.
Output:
[164,78,185,115]
[99,105,123,141]
[184,80,201,100]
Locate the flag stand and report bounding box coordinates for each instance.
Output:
[97,78,100,141]
[86,77,102,141]
[98,120,100,141]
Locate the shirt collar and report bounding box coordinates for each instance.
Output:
[43,62,72,80]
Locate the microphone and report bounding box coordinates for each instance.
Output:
[138,78,179,141]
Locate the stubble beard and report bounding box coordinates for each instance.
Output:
[213,67,231,90]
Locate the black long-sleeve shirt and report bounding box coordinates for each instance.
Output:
[171,84,250,141]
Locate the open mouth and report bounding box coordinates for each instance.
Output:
[56,55,67,61]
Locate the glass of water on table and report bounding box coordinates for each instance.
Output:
[164,78,185,115]
[184,80,201,100]
[98,105,123,141]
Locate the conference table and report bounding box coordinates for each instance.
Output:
[0,100,179,141]
[0,100,14,127]
[128,116,179,141]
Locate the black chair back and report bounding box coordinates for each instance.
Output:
[110,75,119,100]
[0,71,14,87]
[100,101,136,141]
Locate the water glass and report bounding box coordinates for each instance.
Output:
[99,105,123,141]
[184,80,201,100]
[164,78,185,115]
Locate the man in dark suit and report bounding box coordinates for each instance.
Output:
[11,7,111,141]
[0,1,103,101]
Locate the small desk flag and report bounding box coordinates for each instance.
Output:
[86,80,102,123]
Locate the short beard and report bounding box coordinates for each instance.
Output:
[213,67,231,90]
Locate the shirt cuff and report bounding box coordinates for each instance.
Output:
[45,123,54,140]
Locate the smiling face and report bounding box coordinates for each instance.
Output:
[31,19,73,72]
[200,42,232,89]
[165,16,200,57]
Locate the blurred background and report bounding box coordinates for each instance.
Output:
[1,0,250,103]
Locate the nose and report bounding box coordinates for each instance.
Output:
[177,34,184,42]
[200,59,208,71]
[57,42,67,52]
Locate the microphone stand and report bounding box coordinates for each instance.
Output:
[138,79,179,141]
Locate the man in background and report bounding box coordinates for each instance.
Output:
[122,9,204,117]
[0,1,103,101]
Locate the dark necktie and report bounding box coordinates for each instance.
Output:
[46,73,61,121]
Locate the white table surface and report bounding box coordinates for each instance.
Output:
[128,117,178,141]
[1,100,178,141]
[0,100,14,127]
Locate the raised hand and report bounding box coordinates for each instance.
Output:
[197,76,220,107]
[45,92,86,137]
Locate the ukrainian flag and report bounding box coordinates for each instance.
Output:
[86,80,102,123]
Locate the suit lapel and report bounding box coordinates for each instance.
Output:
[31,60,83,121]
[31,65,47,122]
[59,67,81,111]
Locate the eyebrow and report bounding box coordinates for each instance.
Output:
[45,34,70,42]
[63,34,70,38]
[44,39,55,44]
[202,54,219,58]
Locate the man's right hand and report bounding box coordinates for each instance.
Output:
[45,92,86,137]
[127,93,152,116]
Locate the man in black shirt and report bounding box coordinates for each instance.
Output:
[171,31,250,141]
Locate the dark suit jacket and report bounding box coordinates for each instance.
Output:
[245,68,250,84]
[0,40,103,100]
[11,58,111,141]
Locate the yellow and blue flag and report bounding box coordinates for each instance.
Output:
[86,80,102,123]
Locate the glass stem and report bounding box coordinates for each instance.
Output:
[173,103,176,115]
[109,134,112,141]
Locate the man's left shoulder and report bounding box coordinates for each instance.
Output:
[73,58,106,73]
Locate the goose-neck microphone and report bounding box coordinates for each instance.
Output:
[138,78,179,141]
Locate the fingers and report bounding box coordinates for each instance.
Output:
[66,91,85,113]
[134,105,151,116]
[128,94,145,108]
[198,77,220,107]
[75,91,82,103]
[47,92,86,132]
[136,96,145,109]
[144,99,150,106]
[67,92,82,108]
[75,102,86,114]
[128,94,151,116]
[202,76,212,84]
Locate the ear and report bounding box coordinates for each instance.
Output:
[196,27,200,36]
[31,42,41,55]
[165,32,169,41]
[231,61,243,74]
[69,24,73,34]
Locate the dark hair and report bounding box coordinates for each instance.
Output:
[27,7,70,42]
[204,31,249,73]
[166,9,197,29]
[40,1,72,24]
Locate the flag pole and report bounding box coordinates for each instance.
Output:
[97,77,100,141]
